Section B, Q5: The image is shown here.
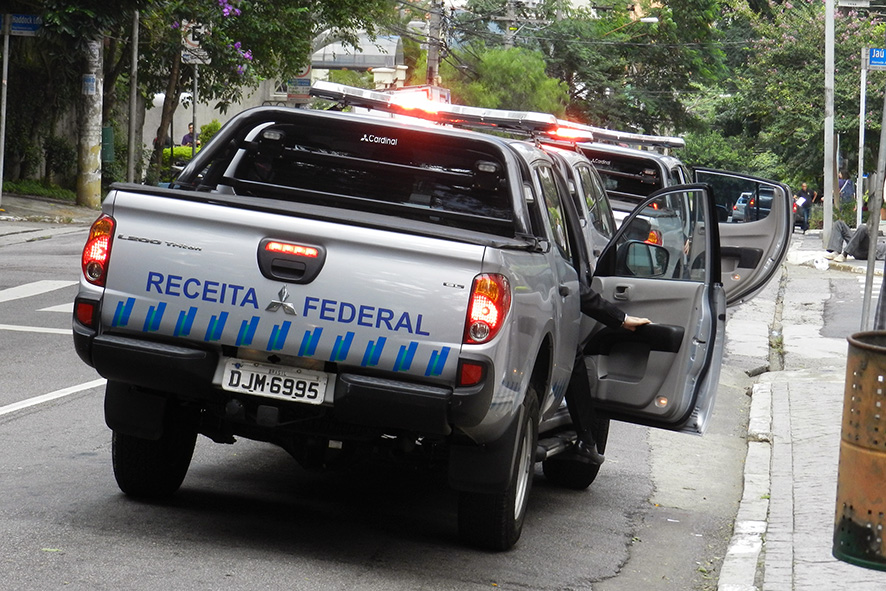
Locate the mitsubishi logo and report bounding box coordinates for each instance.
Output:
[266,285,298,315]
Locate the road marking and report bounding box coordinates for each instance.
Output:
[39,303,73,313]
[0,280,78,304]
[0,324,70,335]
[0,378,106,417]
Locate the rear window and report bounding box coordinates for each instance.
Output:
[223,115,515,234]
[581,150,663,198]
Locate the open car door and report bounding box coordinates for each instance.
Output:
[584,184,725,435]
[694,169,792,306]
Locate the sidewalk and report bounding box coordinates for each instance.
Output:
[719,229,886,591]
[0,193,99,225]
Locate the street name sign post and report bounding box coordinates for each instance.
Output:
[0,14,43,206]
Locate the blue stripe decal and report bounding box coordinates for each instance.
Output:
[425,347,450,377]
[268,321,292,351]
[393,342,418,372]
[174,307,198,337]
[204,312,228,342]
[330,332,355,362]
[112,298,135,327]
[236,316,260,347]
[361,337,386,367]
[143,302,166,332]
[298,327,323,357]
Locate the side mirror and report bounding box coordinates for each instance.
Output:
[616,241,670,277]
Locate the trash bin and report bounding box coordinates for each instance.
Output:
[834,331,886,570]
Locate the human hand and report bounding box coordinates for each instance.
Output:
[622,315,651,331]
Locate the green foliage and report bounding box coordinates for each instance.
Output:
[43,136,77,183]
[440,46,568,114]
[199,119,222,145]
[726,0,884,189]
[679,131,750,172]
[328,69,373,89]
[157,146,200,182]
[4,179,77,202]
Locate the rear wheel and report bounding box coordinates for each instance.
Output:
[458,389,539,551]
[542,416,610,490]
[112,405,198,499]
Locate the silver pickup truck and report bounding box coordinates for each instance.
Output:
[73,96,791,550]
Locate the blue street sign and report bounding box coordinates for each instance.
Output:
[869,48,886,70]
[1,14,42,36]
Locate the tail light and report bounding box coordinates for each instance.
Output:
[792,202,798,213]
[82,214,115,286]
[464,274,511,345]
[645,229,663,246]
[74,298,98,328]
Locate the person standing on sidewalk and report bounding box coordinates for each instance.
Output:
[824,219,886,261]
[794,182,815,233]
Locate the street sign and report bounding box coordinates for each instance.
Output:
[1,14,42,36]
[287,66,312,103]
[869,47,886,70]
[839,0,870,6]
[181,20,211,65]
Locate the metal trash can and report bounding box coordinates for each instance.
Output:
[834,331,886,570]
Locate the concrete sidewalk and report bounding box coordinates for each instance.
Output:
[0,193,99,225]
[719,229,886,591]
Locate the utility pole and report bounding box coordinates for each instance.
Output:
[426,0,442,86]
[824,0,835,246]
[77,38,103,208]
[126,10,138,183]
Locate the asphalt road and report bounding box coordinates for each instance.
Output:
[0,220,751,590]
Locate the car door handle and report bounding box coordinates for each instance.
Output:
[613,285,630,300]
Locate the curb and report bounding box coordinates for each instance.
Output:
[717,382,772,591]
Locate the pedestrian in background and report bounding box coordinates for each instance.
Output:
[824,219,886,262]
[181,123,200,148]
[838,171,854,205]
[794,182,814,233]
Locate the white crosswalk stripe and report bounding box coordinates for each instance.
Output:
[0,280,77,303]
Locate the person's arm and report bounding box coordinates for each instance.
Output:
[580,284,650,331]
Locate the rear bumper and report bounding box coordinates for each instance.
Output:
[74,330,492,437]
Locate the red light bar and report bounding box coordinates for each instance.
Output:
[265,241,319,258]
[557,119,685,149]
[311,81,559,134]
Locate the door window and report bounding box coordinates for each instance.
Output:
[536,165,572,261]
[613,188,707,281]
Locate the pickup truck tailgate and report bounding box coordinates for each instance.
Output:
[100,190,485,382]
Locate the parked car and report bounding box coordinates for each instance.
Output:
[732,194,749,222]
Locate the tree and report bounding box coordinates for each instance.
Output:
[725,0,885,189]
[137,0,392,174]
[434,45,568,114]
[448,0,725,134]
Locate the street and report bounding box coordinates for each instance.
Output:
[0,217,814,590]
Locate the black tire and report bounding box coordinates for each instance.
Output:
[542,416,610,490]
[112,406,198,499]
[458,389,539,551]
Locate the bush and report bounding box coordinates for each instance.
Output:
[4,179,76,201]
[200,119,221,145]
[159,146,199,183]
